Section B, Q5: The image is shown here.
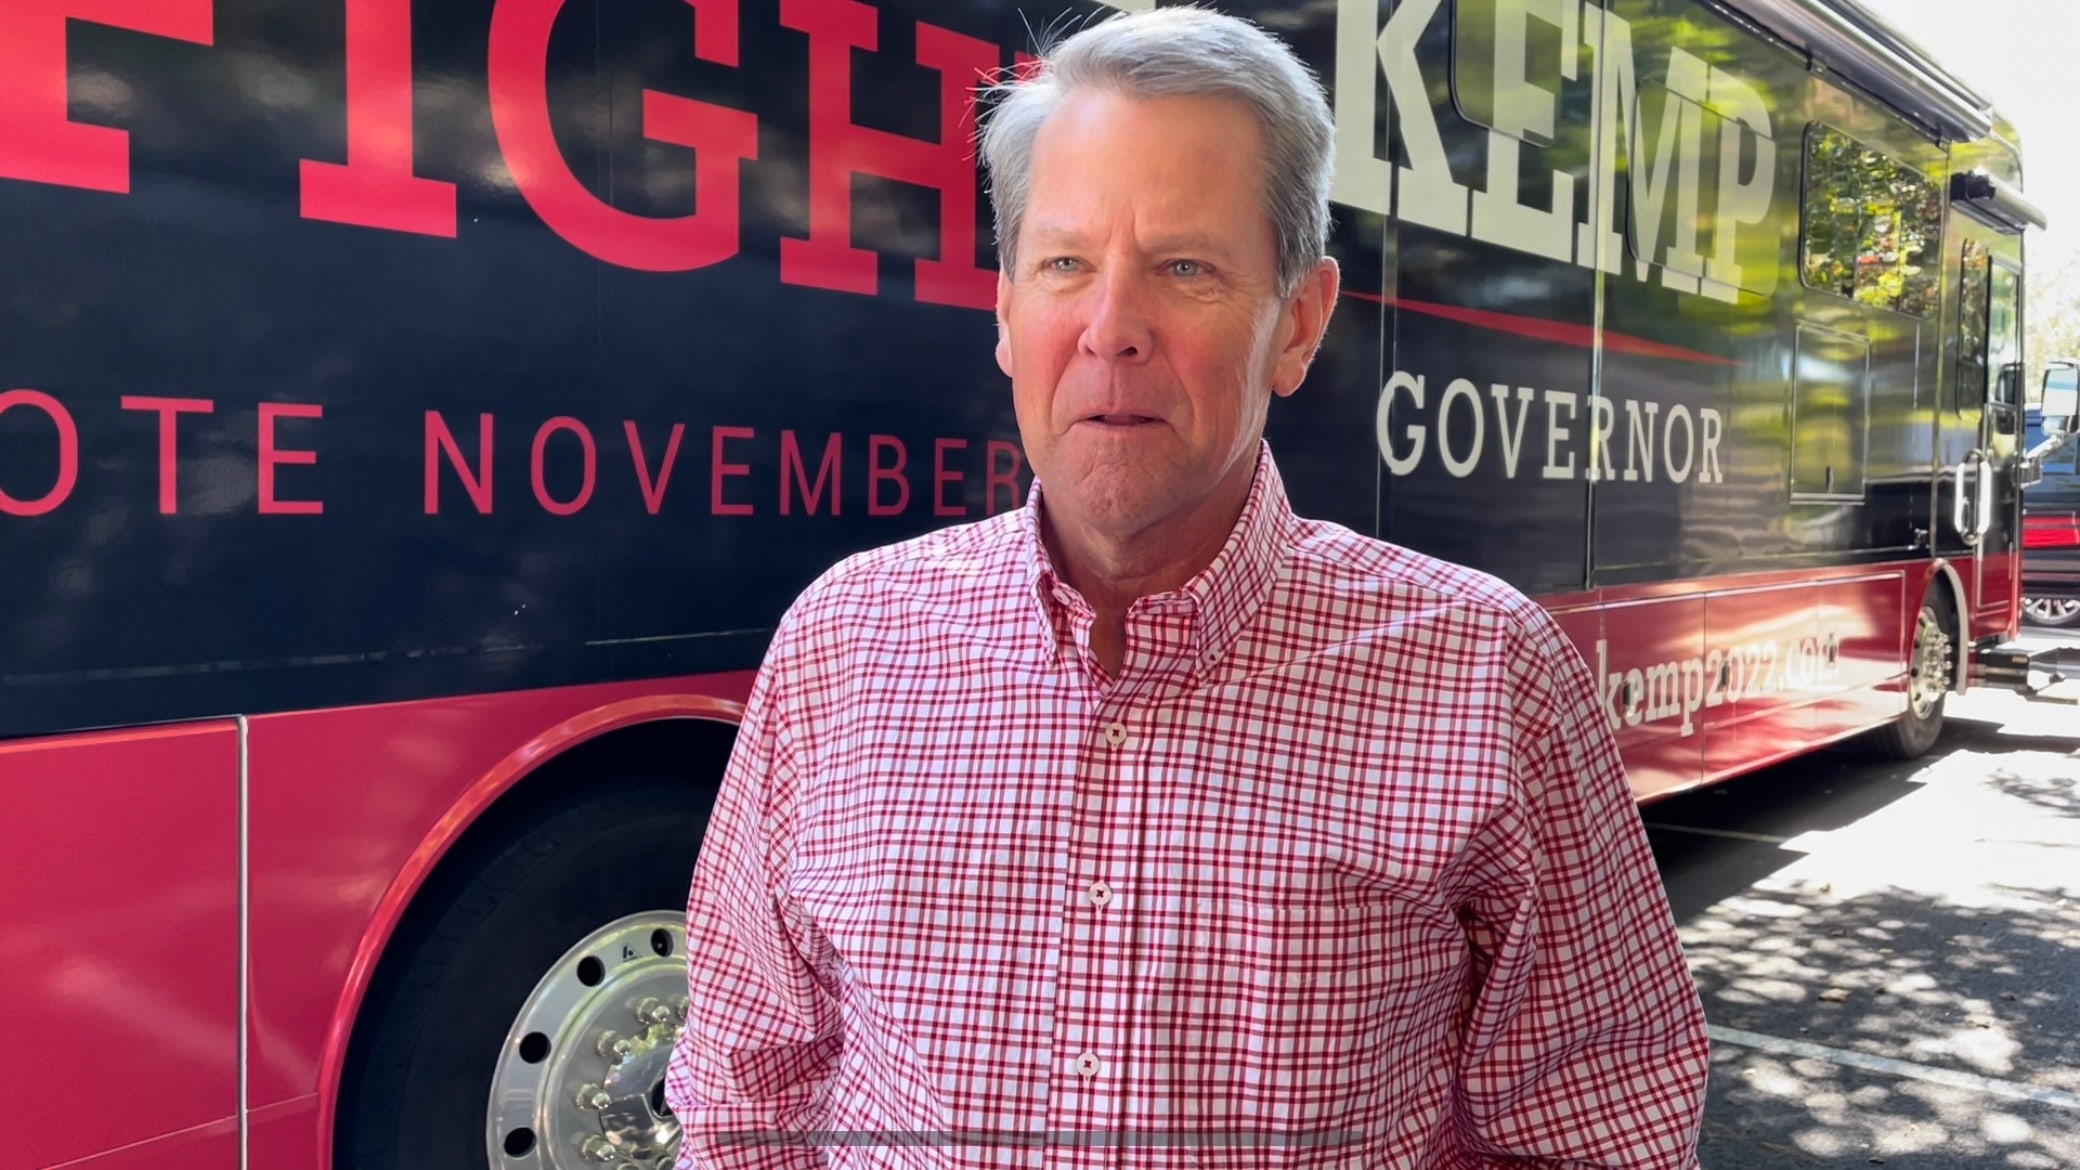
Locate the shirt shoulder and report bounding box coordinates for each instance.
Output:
[758,512,1030,668]
[1278,518,1583,726]
[1284,517,1549,632]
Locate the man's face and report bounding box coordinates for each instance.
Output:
[995,88,1337,546]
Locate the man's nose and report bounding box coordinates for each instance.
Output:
[1077,267,1153,362]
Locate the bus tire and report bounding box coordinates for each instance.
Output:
[334,775,713,1170]
[1865,589,1956,760]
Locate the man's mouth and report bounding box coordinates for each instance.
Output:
[1086,413,1160,426]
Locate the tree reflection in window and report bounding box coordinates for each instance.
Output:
[1801,125,1943,317]
[1990,263,2020,412]
[1957,239,1991,409]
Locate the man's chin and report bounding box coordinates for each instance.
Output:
[1043,481,1178,540]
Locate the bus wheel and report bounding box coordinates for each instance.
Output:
[1866,591,1956,760]
[335,776,711,1170]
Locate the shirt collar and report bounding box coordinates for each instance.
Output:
[1015,441,1293,678]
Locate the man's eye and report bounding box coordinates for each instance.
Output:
[1168,260,1206,278]
[1043,257,1078,273]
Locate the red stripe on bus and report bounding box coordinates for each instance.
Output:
[1345,290,1741,368]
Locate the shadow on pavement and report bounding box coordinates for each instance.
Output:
[1644,710,2080,1167]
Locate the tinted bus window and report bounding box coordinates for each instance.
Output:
[1957,239,1992,410]
[1800,124,1943,317]
[1990,262,2022,420]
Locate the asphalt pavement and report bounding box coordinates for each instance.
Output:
[1643,624,2080,1168]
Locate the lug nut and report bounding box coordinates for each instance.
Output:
[576,1083,613,1111]
[580,1136,618,1163]
[596,1031,625,1059]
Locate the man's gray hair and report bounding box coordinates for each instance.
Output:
[976,5,1336,298]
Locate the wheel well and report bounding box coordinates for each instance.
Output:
[422,715,741,871]
[1926,563,1969,692]
[332,715,739,1167]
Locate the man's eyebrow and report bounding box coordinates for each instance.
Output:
[1142,232,1236,257]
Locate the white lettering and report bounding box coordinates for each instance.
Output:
[1629,49,1710,292]
[1331,0,1780,305]
[1471,0,1579,261]
[1603,629,1843,735]
[1624,398,1660,482]
[1378,371,1427,475]
[1383,0,1468,235]
[1491,384,1535,476]
[1439,377,1485,477]
[1665,403,1695,483]
[1700,407,1724,484]
[1330,0,1392,213]
[1661,55,1710,292]
[1588,395,1617,482]
[1706,67,1775,300]
[1597,638,1622,728]
[1578,6,1634,273]
[1543,389,1578,480]
[1374,367,1736,487]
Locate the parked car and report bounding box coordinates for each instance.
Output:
[2022,403,2080,627]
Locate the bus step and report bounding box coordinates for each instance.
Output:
[1973,642,2070,697]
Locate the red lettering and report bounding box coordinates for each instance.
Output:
[121,395,214,514]
[258,403,324,515]
[779,0,996,308]
[531,416,596,515]
[0,389,79,516]
[300,0,457,236]
[425,411,494,514]
[780,430,842,515]
[933,437,967,517]
[711,425,754,516]
[0,0,214,192]
[488,0,757,271]
[868,434,909,516]
[625,421,685,515]
[986,439,1024,514]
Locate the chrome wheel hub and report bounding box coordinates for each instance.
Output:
[2023,597,2080,625]
[487,912,689,1169]
[1908,608,1953,719]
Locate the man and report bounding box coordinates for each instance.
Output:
[665,6,1711,1167]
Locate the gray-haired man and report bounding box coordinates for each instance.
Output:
[666,7,1711,1167]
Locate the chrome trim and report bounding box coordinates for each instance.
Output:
[1952,459,1971,543]
[1976,452,1995,538]
[1716,0,1995,142]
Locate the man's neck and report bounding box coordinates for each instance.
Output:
[1040,468,1255,676]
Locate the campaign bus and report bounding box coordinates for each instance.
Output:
[0,0,2064,1166]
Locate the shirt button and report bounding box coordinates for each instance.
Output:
[1103,721,1127,747]
[1075,1051,1103,1078]
[1087,881,1113,907]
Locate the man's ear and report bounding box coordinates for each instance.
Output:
[995,271,1014,378]
[1270,257,1340,399]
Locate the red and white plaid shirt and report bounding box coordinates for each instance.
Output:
[666,443,1709,1169]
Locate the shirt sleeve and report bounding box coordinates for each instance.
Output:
[1444,609,1712,1168]
[665,634,842,1170]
